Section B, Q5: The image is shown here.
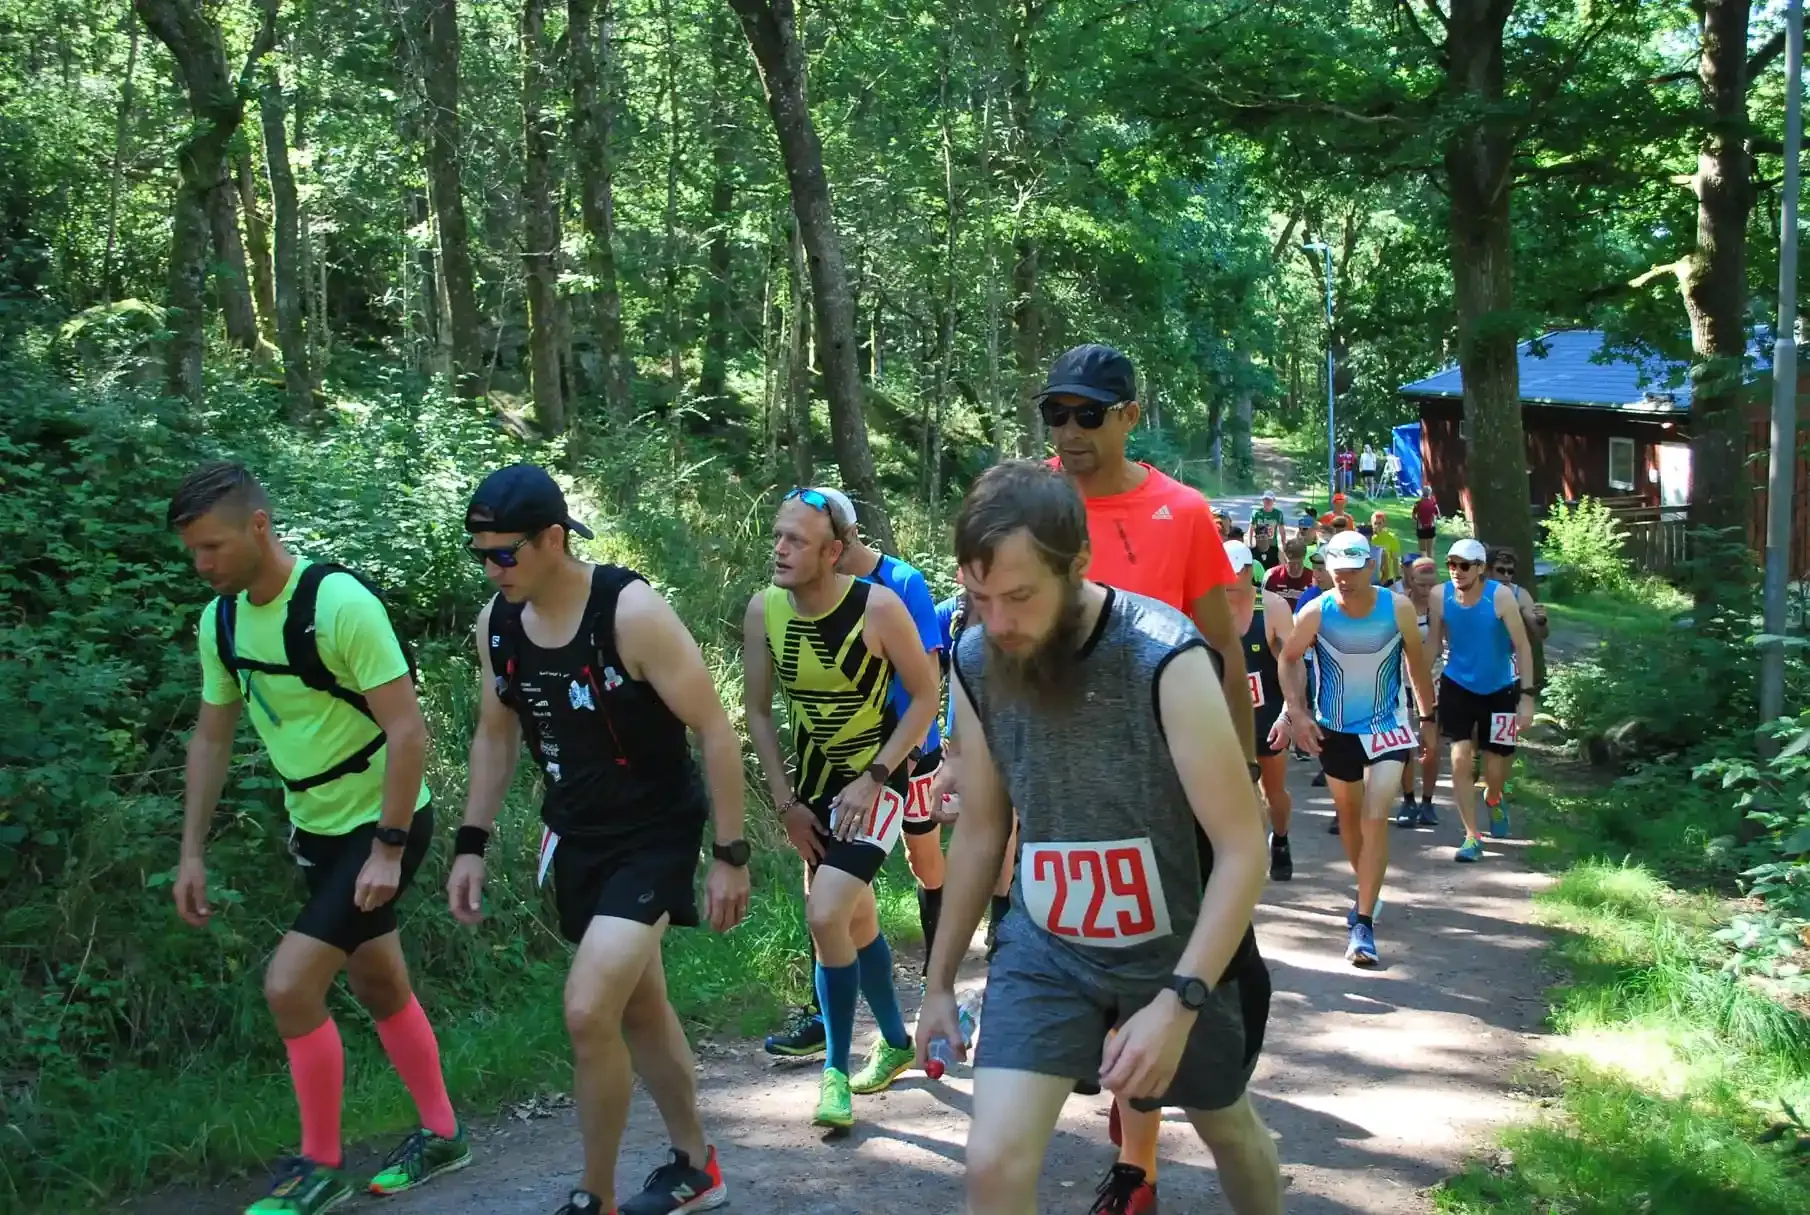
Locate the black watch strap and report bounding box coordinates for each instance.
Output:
[373,824,410,848]
[712,839,751,868]
[1171,974,1211,1011]
[865,760,892,783]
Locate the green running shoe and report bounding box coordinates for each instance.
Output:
[367,1124,472,1195]
[813,1067,854,1129]
[849,1038,916,1094]
[245,1157,354,1214]
[1456,835,1485,863]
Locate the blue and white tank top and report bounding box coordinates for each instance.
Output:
[1442,580,1514,695]
[1312,591,1407,734]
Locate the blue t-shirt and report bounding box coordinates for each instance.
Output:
[863,554,943,753]
[1297,584,1326,613]
[935,595,960,732]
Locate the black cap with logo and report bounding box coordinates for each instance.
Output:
[465,464,594,539]
[1034,343,1138,405]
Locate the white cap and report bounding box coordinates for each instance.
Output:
[1448,537,1488,564]
[1323,531,1374,570]
[1262,488,1276,501]
[810,486,859,533]
[1223,540,1254,573]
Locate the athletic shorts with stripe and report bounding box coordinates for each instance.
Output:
[902,746,944,836]
[1318,729,1415,783]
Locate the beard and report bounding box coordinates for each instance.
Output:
[987,578,1088,707]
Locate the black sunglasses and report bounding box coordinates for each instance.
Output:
[1039,398,1125,430]
[468,529,543,568]
[1492,564,1516,576]
[1447,559,1479,571]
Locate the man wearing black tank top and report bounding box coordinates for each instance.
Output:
[450,465,748,1215]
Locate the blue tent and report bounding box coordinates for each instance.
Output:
[1391,423,1423,495]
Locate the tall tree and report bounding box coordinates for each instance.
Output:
[568,0,632,422]
[101,13,140,302]
[1006,0,1044,457]
[730,0,895,551]
[261,59,312,420]
[132,0,275,400]
[232,143,278,340]
[520,0,565,431]
[207,161,261,351]
[406,0,486,398]
[699,6,738,411]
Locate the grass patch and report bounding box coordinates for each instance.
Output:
[1432,764,1810,1214]
[1543,580,1689,639]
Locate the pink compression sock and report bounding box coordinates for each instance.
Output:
[374,995,459,1139]
[283,1019,345,1168]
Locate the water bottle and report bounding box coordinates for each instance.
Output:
[924,992,981,1080]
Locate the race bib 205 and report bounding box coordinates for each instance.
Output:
[1362,723,1416,760]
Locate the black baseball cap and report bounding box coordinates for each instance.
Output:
[465,464,594,539]
[1034,343,1138,405]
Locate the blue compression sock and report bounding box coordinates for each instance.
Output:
[856,935,912,1049]
[814,960,859,1075]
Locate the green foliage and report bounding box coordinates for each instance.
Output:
[1541,497,1633,595]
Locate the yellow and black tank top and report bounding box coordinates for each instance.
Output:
[764,578,895,803]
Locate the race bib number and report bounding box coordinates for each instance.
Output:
[1020,838,1172,949]
[1246,672,1266,709]
[537,828,560,888]
[1489,712,1520,746]
[833,786,906,856]
[1362,723,1416,760]
[904,770,937,823]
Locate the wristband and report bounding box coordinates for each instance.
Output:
[454,825,491,858]
[1420,715,1435,724]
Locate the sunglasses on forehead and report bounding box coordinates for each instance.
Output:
[784,487,832,513]
[1038,398,1126,430]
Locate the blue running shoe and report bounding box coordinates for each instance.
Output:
[1346,922,1379,967]
[1395,796,1417,827]
[1488,799,1511,839]
[1417,798,1439,827]
[1455,835,1484,863]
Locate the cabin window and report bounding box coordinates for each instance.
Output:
[1608,436,1636,491]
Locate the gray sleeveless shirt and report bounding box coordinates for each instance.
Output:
[953,588,1210,987]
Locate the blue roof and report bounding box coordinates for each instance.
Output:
[1396,329,1772,413]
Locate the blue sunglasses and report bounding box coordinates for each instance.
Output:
[468,528,544,568]
[784,487,832,513]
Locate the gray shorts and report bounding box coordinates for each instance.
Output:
[974,915,1262,1113]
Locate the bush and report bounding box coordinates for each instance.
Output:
[1541,496,1632,594]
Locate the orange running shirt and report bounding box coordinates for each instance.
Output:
[1065,462,1236,613]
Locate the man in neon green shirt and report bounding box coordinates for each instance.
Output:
[170,462,467,1214]
[1369,509,1403,586]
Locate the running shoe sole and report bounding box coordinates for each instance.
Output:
[765,1043,826,1058]
[666,1183,728,1212]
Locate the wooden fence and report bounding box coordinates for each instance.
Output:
[1616,504,1691,575]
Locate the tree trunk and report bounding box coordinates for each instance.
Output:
[291,68,324,374]
[1006,0,1044,457]
[700,8,737,410]
[208,159,260,350]
[568,0,632,422]
[132,0,273,401]
[102,15,140,302]
[1683,0,1755,590]
[786,214,814,485]
[660,0,685,413]
[929,18,957,509]
[978,78,1008,457]
[520,0,564,432]
[731,0,894,550]
[412,0,485,397]
[762,230,781,470]
[261,72,313,421]
[233,144,278,341]
[1444,0,1537,585]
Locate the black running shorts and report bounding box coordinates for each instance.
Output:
[1318,727,1415,784]
[1255,700,1286,759]
[290,805,435,954]
[1437,676,1521,756]
[807,774,910,884]
[550,832,702,944]
[902,747,945,837]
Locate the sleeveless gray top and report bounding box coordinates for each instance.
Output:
[953,588,1211,987]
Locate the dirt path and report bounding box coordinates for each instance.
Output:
[147,751,1554,1215]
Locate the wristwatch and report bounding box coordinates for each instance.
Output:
[1246,761,1262,782]
[864,760,892,783]
[373,825,410,848]
[1170,974,1211,1011]
[712,839,752,868]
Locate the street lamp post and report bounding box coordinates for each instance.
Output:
[1761,0,1806,732]
[1304,241,1337,503]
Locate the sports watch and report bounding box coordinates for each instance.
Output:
[373,825,410,848]
[864,760,892,784]
[1170,974,1211,1011]
[712,839,751,868]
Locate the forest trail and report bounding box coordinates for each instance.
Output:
[146,752,1554,1215]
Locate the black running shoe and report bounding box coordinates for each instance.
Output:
[1269,834,1293,882]
[1312,771,1327,787]
[556,1191,608,1215]
[762,1007,825,1058]
[619,1147,727,1214]
[1089,1162,1158,1214]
